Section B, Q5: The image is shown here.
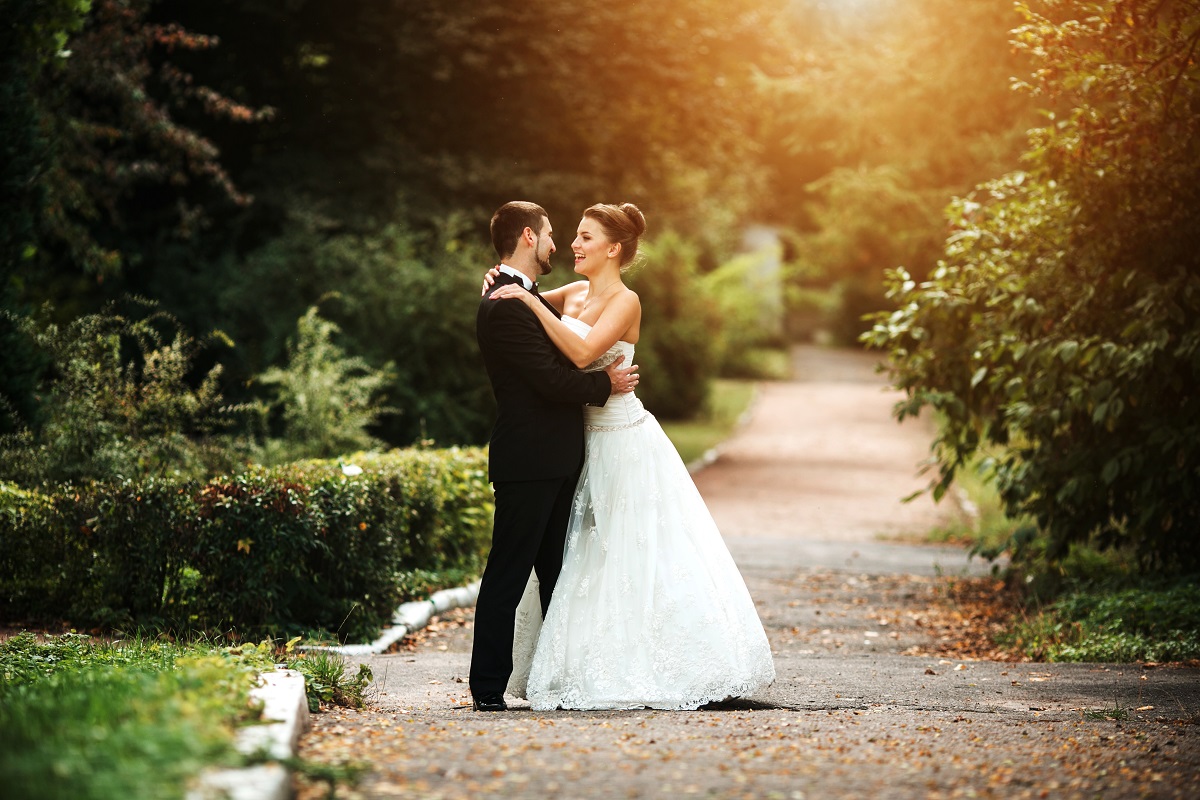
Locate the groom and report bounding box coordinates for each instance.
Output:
[470,201,638,712]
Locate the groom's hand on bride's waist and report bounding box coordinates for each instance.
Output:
[605,354,639,395]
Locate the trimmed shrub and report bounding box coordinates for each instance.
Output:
[0,482,75,622]
[0,448,492,642]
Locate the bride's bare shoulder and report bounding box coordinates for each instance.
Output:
[615,285,641,309]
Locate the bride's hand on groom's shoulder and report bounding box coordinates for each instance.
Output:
[489,283,534,307]
[480,266,502,296]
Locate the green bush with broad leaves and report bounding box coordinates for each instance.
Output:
[0,448,492,642]
[215,212,499,449]
[0,302,247,485]
[864,0,1200,573]
[257,306,395,464]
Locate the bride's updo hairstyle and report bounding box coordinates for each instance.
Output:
[584,203,646,270]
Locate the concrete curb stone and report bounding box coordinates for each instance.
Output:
[299,581,481,656]
[187,582,482,798]
[188,668,308,800]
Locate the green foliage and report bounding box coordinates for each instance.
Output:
[230,636,374,712]
[289,649,373,712]
[0,448,493,642]
[921,450,1036,561]
[1,0,92,433]
[206,212,497,447]
[258,306,393,463]
[700,242,787,378]
[3,0,1078,452]
[303,217,497,446]
[156,0,784,240]
[763,0,1038,341]
[394,567,482,603]
[627,233,722,419]
[6,0,795,447]
[865,0,1200,572]
[1081,703,1130,721]
[1,0,269,445]
[0,303,246,485]
[0,632,259,800]
[14,0,270,279]
[1000,579,1200,663]
[0,0,90,272]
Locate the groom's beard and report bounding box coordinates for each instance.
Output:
[535,251,553,276]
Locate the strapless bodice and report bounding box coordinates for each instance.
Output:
[561,316,647,430]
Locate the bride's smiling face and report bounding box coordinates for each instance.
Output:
[571,216,618,276]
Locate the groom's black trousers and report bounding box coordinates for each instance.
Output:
[469,469,579,695]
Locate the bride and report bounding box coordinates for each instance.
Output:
[486,202,775,711]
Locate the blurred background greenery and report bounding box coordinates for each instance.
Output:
[0,0,1035,451]
[2,0,1196,578]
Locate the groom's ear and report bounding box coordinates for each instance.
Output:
[522,226,537,247]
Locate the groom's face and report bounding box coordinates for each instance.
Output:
[534,216,555,276]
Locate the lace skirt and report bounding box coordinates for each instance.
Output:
[508,412,775,710]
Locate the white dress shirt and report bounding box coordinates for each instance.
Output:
[498,264,535,291]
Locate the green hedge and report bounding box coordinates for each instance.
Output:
[0,448,492,642]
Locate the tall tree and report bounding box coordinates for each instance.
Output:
[2,0,269,432]
[1,0,92,431]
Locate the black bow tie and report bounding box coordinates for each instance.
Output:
[530,282,539,293]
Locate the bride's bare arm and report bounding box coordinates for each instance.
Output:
[489,285,640,368]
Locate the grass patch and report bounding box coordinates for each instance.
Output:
[1082,702,1131,721]
[913,434,1199,666]
[225,636,374,713]
[661,379,758,465]
[292,649,373,712]
[0,632,376,798]
[998,578,1200,663]
[0,632,266,800]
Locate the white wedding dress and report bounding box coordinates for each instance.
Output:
[507,316,775,710]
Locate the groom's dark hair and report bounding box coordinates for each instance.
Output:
[490,201,548,259]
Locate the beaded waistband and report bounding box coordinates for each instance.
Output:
[585,412,650,433]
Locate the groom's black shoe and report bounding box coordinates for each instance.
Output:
[472,692,507,712]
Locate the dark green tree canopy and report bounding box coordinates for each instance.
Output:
[867,0,1200,571]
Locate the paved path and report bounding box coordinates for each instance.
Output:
[295,347,1200,799]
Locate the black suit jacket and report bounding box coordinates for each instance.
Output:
[477,274,611,482]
